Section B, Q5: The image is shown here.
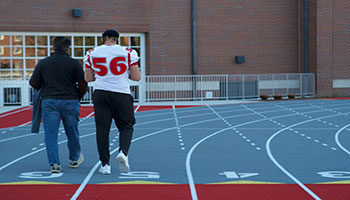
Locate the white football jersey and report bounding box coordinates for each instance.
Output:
[84,44,139,94]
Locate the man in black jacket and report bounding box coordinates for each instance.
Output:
[29,37,87,173]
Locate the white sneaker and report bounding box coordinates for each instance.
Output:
[116,151,130,173]
[99,164,111,175]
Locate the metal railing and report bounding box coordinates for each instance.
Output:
[0,73,315,106]
[145,73,315,102]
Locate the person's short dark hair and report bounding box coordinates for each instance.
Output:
[102,29,119,38]
[102,30,119,44]
[54,37,71,52]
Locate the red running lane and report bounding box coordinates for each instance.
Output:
[0,185,80,200]
[1,184,350,200]
[0,105,200,129]
[196,184,350,200]
[0,106,95,129]
[78,184,191,200]
[0,106,31,118]
[0,107,32,129]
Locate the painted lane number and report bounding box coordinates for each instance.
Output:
[318,171,350,179]
[119,171,160,179]
[219,171,258,179]
[19,171,63,179]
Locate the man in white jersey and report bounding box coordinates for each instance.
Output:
[84,30,141,174]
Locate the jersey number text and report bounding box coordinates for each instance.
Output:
[92,57,127,76]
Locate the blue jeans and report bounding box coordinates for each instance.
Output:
[41,99,81,165]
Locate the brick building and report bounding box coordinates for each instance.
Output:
[0,0,349,100]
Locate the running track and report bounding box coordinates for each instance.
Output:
[1,99,350,200]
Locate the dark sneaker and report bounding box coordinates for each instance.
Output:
[51,164,62,173]
[69,153,84,168]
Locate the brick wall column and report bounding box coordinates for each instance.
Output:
[314,0,334,96]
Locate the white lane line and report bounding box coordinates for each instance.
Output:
[0,133,36,142]
[0,106,31,118]
[70,125,185,200]
[266,113,347,200]
[0,131,96,172]
[71,104,142,200]
[72,107,302,200]
[81,111,95,121]
[173,105,185,150]
[335,123,350,156]
[70,161,101,200]
[0,112,95,143]
[208,105,261,150]
[134,105,141,112]
[186,108,349,200]
[1,103,347,198]
[0,105,344,171]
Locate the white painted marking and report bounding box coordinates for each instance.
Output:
[239,172,259,178]
[335,123,350,156]
[119,171,160,179]
[0,133,36,143]
[220,171,239,178]
[134,105,141,112]
[32,147,37,151]
[0,106,31,118]
[318,171,350,179]
[20,171,63,179]
[2,102,346,199]
[266,114,346,200]
[220,171,259,179]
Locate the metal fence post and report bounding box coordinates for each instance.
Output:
[174,76,177,102]
[272,74,275,96]
[287,74,289,95]
[226,75,228,100]
[257,74,260,97]
[300,74,303,95]
[242,75,245,99]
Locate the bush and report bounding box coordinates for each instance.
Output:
[273,94,283,100]
[260,94,269,100]
[288,94,295,99]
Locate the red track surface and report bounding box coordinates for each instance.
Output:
[1,184,350,200]
[0,106,202,129]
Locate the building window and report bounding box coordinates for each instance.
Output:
[0,33,143,80]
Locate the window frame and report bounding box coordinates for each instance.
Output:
[0,32,145,83]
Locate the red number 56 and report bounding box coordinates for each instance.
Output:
[92,57,127,76]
